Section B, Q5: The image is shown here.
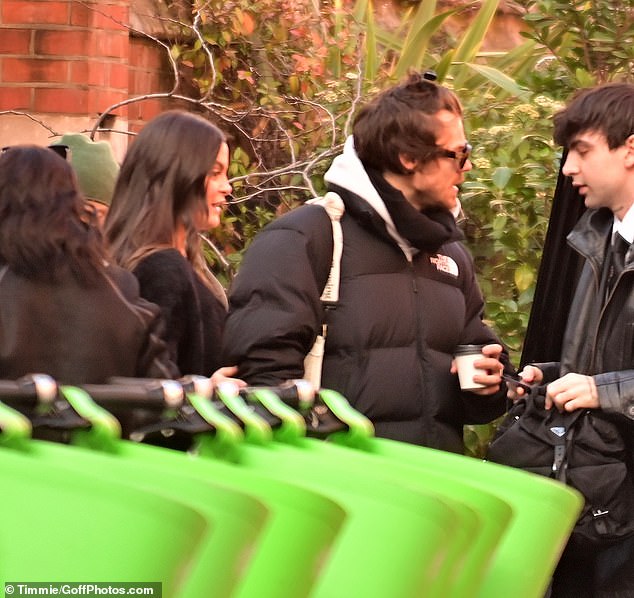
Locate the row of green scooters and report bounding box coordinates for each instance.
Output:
[0,373,583,597]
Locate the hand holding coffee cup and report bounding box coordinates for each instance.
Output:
[452,343,504,394]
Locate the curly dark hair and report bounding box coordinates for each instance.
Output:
[0,145,106,284]
[353,71,463,174]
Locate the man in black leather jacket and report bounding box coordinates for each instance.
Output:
[223,72,510,453]
[519,83,634,597]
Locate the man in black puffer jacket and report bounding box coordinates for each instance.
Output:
[222,72,510,453]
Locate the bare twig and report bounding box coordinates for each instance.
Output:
[0,111,58,136]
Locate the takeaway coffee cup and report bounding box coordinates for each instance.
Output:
[454,344,486,391]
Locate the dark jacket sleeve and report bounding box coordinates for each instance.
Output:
[593,370,634,420]
[528,361,561,384]
[133,296,181,379]
[222,206,333,385]
[106,263,180,379]
[133,250,192,371]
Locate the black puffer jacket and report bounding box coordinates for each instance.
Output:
[223,139,507,452]
[0,263,178,384]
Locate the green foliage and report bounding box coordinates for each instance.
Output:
[164,0,371,259]
[359,0,531,97]
[518,0,634,95]
[460,94,564,361]
[464,421,503,459]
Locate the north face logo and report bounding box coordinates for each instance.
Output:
[430,254,459,277]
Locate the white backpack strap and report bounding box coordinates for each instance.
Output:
[306,191,345,303]
[302,192,344,391]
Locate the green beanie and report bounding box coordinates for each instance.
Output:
[55,133,120,207]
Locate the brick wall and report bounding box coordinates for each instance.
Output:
[127,34,172,134]
[0,0,173,156]
[0,1,130,115]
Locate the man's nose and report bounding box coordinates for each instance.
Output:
[561,154,577,177]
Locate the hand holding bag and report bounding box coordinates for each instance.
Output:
[487,386,634,548]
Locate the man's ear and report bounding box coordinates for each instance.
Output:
[399,153,418,173]
[624,135,634,167]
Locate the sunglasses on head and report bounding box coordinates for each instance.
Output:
[1,145,70,160]
[48,144,71,160]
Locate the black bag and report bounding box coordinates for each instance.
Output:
[486,388,634,548]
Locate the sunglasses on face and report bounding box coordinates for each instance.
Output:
[436,143,472,169]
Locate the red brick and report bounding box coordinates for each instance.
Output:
[69,60,130,101]
[128,93,188,130]
[105,4,129,26]
[69,60,89,84]
[68,2,91,27]
[88,61,108,87]
[92,4,128,30]
[108,62,129,90]
[2,57,69,83]
[34,29,92,57]
[70,2,128,30]
[127,121,144,134]
[127,100,142,122]
[2,1,71,26]
[34,87,89,114]
[97,31,128,59]
[0,29,32,54]
[129,40,165,70]
[88,88,127,114]
[129,97,164,122]
[0,86,32,110]
[130,69,157,95]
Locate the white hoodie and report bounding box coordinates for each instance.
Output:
[324,136,417,261]
[324,136,463,261]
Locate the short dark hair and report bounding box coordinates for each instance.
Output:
[353,71,463,174]
[0,145,106,284]
[553,82,634,150]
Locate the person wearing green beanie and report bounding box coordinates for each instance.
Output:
[51,133,120,226]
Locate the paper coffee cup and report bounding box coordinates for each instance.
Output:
[454,344,486,390]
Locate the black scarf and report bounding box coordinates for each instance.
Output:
[366,167,464,253]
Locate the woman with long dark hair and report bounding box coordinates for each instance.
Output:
[0,145,177,383]
[104,110,233,376]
